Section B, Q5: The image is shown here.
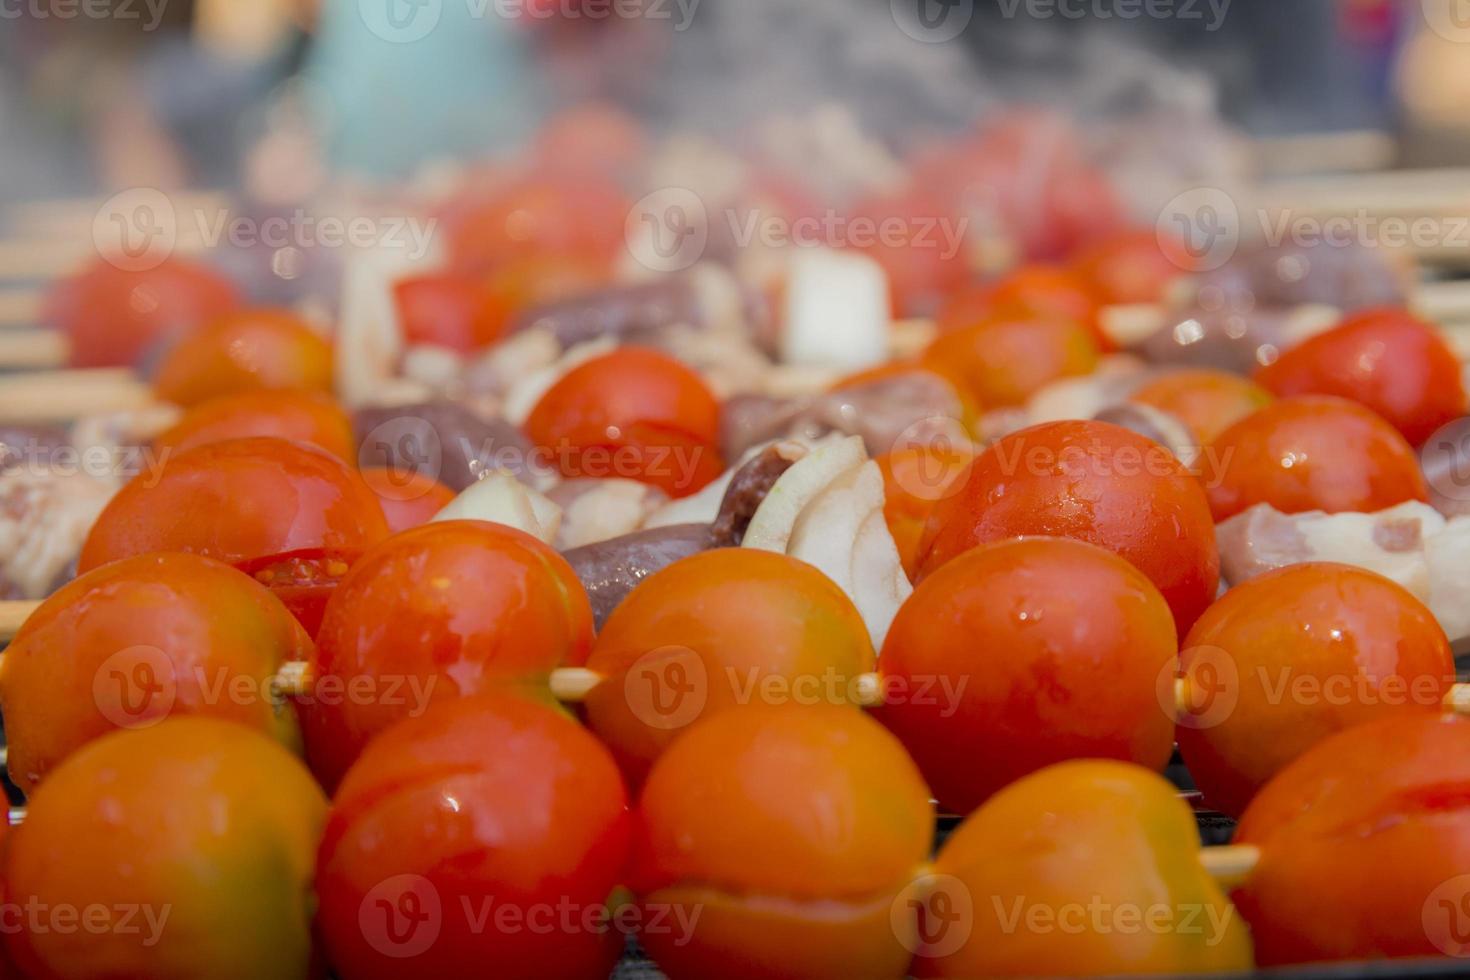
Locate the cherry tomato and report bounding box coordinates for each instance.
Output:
[300,520,593,790]
[533,103,647,180]
[916,761,1252,977]
[0,552,312,795]
[919,420,1219,635]
[4,718,326,979]
[877,537,1177,814]
[1071,229,1193,306]
[78,438,390,622]
[525,347,724,498]
[1206,396,1428,522]
[1255,308,1467,446]
[394,272,513,354]
[316,694,630,980]
[583,548,875,785]
[46,256,239,368]
[445,174,627,275]
[922,316,1099,409]
[1234,715,1470,965]
[875,446,973,580]
[152,308,332,406]
[1130,370,1272,446]
[633,706,932,980]
[850,187,971,317]
[359,466,457,532]
[937,265,1105,348]
[1176,562,1453,817]
[153,389,356,461]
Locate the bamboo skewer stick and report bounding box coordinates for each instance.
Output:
[1197,844,1261,887]
[0,369,154,422]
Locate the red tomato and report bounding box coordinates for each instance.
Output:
[877,537,1178,814]
[525,347,724,497]
[1130,370,1273,446]
[533,103,647,179]
[152,308,332,407]
[1235,715,1470,965]
[300,520,593,790]
[922,315,1099,409]
[919,420,1220,636]
[316,694,631,980]
[1255,308,1467,445]
[0,552,312,795]
[938,265,1105,347]
[78,438,390,615]
[1176,562,1453,817]
[47,256,239,368]
[394,273,513,354]
[1206,396,1428,522]
[1071,229,1193,306]
[849,187,971,317]
[445,174,628,275]
[153,390,356,461]
[234,548,355,639]
[359,466,457,531]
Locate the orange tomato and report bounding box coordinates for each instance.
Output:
[359,466,457,532]
[316,694,630,980]
[915,761,1252,977]
[153,389,356,461]
[583,548,875,785]
[4,719,326,979]
[1255,308,1467,446]
[1130,370,1273,445]
[919,420,1219,635]
[633,706,933,980]
[78,438,389,631]
[47,256,239,368]
[875,445,973,580]
[1234,715,1470,965]
[445,174,627,275]
[877,537,1178,814]
[525,347,724,498]
[1176,562,1453,817]
[152,308,331,406]
[1205,395,1428,522]
[300,520,593,790]
[937,265,1105,347]
[1071,228,1192,306]
[922,316,1099,409]
[0,552,312,795]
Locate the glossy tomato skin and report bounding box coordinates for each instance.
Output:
[922,316,1099,409]
[878,537,1178,815]
[359,466,458,532]
[584,549,875,786]
[394,272,512,354]
[152,308,332,406]
[153,389,356,461]
[4,719,326,980]
[1206,395,1428,522]
[876,446,974,580]
[48,256,239,368]
[1255,308,1467,445]
[1176,563,1453,818]
[917,761,1252,977]
[301,520,593,790]
[0,552,312,795]
[1234,715,1470,965]
[1130,369,1273,445]
[919,420,1219,636]
[937,265,1105,348]
[526,347,724,498]
[316,694,631,980]
[633,706,932,980]
[78,437,389,586]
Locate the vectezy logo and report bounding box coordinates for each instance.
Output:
[1161,645,1240,731]
[1156,187,1239,272]
[358,415,444,497]
[93,189,177,272]
[891,0,973,42]
[1422,418,1470,505]
[359,0,443,43]
[1423,0,1470,42]
[624,189,708,273]
[892,874,973,958]
[93,646,177,729]
[624,645,708,731]
[360,874,442,959]
[1424,875,1470,956]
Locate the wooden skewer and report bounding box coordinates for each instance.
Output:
[1198,844,1261,887]
[0,288,43,326]
[0,369,154,422]
[0,330,68,370]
